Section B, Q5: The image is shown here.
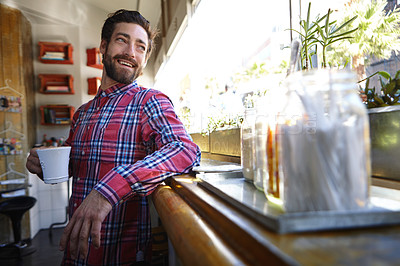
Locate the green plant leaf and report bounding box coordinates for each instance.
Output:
[306,2,312,29]
[332,15,358,34]
[374,95,385,105]
[385,80,396,95]
[378,71,391,80]
[358,71,379,83]
[288,28,307,39]
[395,70,400,80]
[325,9,330,36]
[379,77,386,90]
[329,27,358,40]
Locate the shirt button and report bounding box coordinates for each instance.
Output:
[81,151,85,155]
[73,203,77,207]
[77,177,80,181]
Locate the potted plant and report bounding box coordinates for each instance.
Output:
[289,2,358,70]
[361,70,400,108]
[359,70,400,181]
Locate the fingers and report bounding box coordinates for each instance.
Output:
[59,216,75,251]
[26,148,43,177]
[59,191,112,261]
[69,218,85,260]
[91,220,102,249]
[60,212,88,260]
[77,219,91,260]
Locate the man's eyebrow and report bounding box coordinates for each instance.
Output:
[116,32,148,47]
[116,32,130,39]
[137,38,148,48]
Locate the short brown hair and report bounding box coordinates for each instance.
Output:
[101,9,158,59]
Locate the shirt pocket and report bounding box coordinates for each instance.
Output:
[98,125,120,163]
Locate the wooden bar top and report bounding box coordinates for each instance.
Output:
[151,174,400,266]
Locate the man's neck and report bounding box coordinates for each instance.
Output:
[99,73,123,91]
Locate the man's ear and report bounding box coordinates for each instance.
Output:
[100,39,107,55]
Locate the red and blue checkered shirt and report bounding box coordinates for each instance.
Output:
[63,81,201,265]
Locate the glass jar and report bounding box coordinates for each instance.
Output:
[261,88,287,207]
[263,112,283,207]
[271,69,371,212]
[254,97,268,191]
[241,108,256,182]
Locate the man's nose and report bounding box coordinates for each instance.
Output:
[125,43,136,58]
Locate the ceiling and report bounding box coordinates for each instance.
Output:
[82,0,161,26]
[0,0,161,26]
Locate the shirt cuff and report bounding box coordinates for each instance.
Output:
[93,171,133,206]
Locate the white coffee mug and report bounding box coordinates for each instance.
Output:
[37,146,71,184]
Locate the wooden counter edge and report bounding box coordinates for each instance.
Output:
[151,184,247,266]
[152,176,296,266]
[372,177,400,190]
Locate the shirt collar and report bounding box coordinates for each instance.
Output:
[96,80,138,98]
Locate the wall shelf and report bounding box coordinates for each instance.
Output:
[40,105,75,126]
[38,42,73,64]
[86,48,103,69]
[38,74,74,94]
[87,77,101,95]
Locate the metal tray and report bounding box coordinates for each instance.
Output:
[192,158,242,174]
[197,174,400,234]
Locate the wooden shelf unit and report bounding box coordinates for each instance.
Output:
[86,48,103,69]
[40,105,75,126]
[38,74,74,94]
[87,77,101,95]
[38,42,73,64]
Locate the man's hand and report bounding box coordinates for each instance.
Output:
[26,148,44,180]
[59,190,112,260]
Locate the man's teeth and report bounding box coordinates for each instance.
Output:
[119,60,133,67]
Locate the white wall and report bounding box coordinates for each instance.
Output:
[33,24,83,143]
[29,1,106,144]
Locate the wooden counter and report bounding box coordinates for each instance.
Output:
[152,174,400,266]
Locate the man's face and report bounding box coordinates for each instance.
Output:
[100,22,149,84]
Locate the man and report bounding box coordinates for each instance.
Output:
[26,10,201,265]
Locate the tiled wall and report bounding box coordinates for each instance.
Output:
[28,172,70,238]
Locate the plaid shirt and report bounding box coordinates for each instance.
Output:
[63,81,201,265]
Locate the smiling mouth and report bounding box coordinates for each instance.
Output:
[118,59,135,68]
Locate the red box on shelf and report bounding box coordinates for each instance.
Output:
[38,42,73,64]
[86,48,103,69]
[40,105,75,126]
[87,77,101,95]
[38,74,74,94]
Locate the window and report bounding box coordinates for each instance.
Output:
[155,0,400,133]
[154,0,291,133]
